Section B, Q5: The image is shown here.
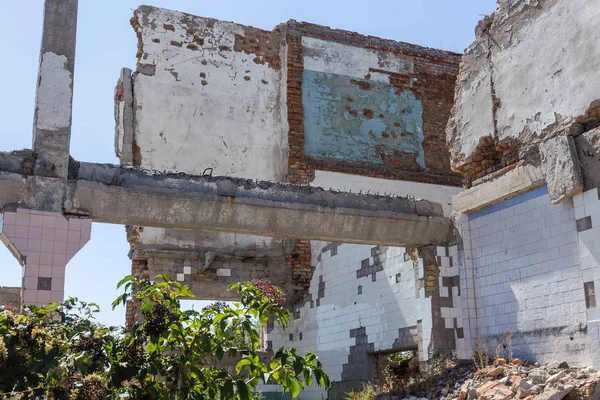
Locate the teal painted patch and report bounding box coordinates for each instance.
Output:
[303,70,425,168]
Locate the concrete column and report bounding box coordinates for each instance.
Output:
[0,209,90,307]
[32,0,78,180]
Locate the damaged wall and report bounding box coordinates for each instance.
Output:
[116,6,463,309]
[124,6,289,181]
[266,242,464,400]
[447,0,600,184]
[285,22,462,186]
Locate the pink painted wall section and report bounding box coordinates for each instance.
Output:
[0,209,91,307]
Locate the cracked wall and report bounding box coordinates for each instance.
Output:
[447,0,600,185]
[127,6,289,181]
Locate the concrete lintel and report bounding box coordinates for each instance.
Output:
[452,163,545,214]
[0,157,452,246]
[69,163,451,246]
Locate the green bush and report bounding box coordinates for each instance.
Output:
[0,275,330,399]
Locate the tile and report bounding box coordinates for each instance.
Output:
[53,241,67,254]
[40,252,54,264]
[68,230,80,243]
[22,290,36,304]
[53,253,66,267]
[25,264,39,277]
[14,238,27,252]
[68,218,82,231]
[3,212,16,225]
[584,188,599,204]
[55,217,68,230]
[30,214,44,228]
[37,291,51,304]
[41,240,55,253]
[39,265,52,277]
[27,239,42,252]
[176,273,185,281]
[55,229,68,242]
[23,276,37,290]
[42,215,56,228]
[52,267,65,279]
[41,228,55,241]
[28,226,42,240]
[27,251,40,264]
[50,291,64,303]
[2,225,15,237]
[67,242,81,257]
[183,266,192,275]
[15,225,29,239]
[16,213,30,226]
[52,278,65,291]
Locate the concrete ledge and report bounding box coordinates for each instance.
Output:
[0,156,452,246]
[452,163,545,214]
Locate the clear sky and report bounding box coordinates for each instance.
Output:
[0,0,497,326]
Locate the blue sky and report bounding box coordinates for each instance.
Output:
[0,1,497,326]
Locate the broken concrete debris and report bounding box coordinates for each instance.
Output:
[375,360,600,400]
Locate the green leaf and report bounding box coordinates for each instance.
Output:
[289,378,300,398]
[216,346,224,360]
[236,379,251,400]
[236,358,252,373]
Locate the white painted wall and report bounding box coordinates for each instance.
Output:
[447,0,600,166]
[312,170,462,216]
[493,1,600,141]
[302,37,413,82]
[132,7,288,181]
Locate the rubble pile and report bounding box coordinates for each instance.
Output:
[379,359,600,400]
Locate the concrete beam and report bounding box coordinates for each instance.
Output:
[32,0,78,180]
[0,154,452,246]
[452,163,545,214]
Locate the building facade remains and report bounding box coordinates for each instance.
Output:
[3,1,600,399]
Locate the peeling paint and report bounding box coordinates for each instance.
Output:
[36,51,72,131]
[303,70,425,168]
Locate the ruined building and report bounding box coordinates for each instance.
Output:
[2,0,600,399]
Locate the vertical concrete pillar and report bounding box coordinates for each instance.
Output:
[32,0,78,180]
[0,209,90,307]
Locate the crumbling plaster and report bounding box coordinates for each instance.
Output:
[130,6,289,181]
[447,0,600,170]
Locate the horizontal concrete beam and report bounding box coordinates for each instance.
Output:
[0,153,451,246]
[452,163,545,214]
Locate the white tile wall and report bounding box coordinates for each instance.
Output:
[466,188,590,366]
[268,243,430,400]
[572,188,600,368]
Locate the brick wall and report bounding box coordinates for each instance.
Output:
[284,21,462,187]
[125,259,148,331]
